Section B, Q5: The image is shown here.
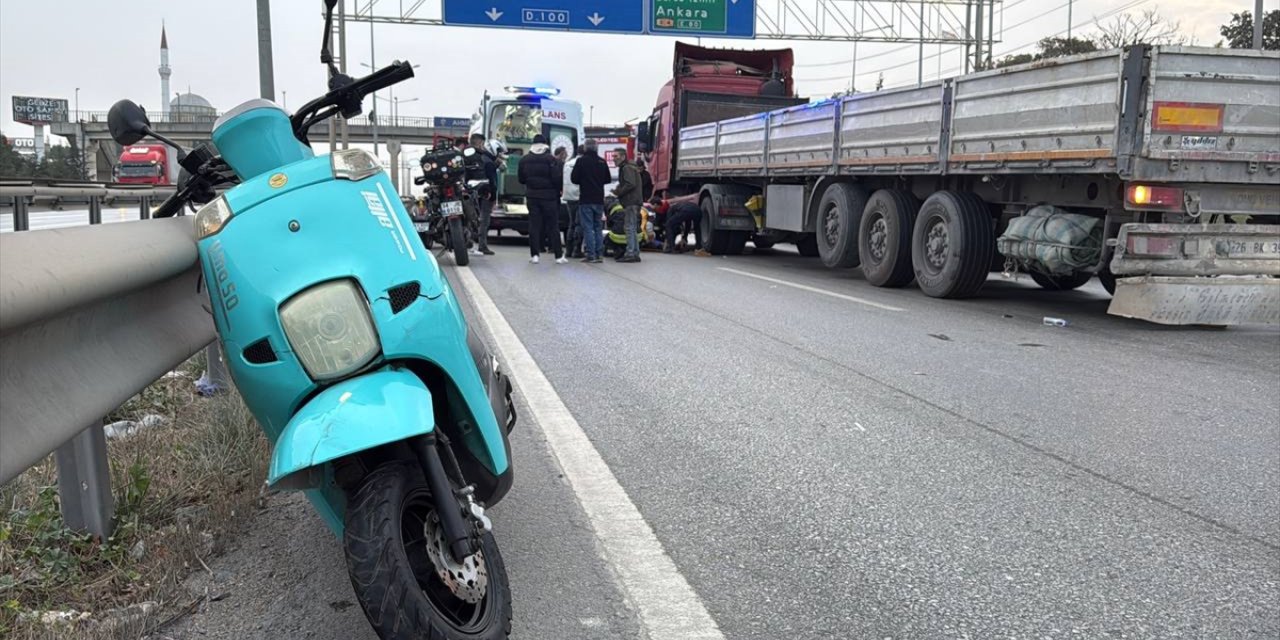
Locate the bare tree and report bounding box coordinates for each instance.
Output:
[1093,8,1186,48]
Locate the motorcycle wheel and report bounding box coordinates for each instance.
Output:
[345,462,512,640]
[419,231,433,250]
[449,217,470,266]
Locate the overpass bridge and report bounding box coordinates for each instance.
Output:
[50,110,469,181]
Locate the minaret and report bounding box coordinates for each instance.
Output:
[159,24,171,115]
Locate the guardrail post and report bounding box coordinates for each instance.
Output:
[54,422,114,539]
[89,195,103,225]
[14,194,30,232]
[139,196,151,220]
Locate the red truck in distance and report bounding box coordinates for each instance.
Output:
[113,144,172,185]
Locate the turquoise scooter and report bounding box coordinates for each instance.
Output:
[104,2,515,637]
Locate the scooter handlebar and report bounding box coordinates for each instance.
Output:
[356,61,416,97]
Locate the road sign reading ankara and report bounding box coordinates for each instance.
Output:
[651,0,755,38]
[442,0,646,34]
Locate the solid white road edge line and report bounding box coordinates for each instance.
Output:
[718,267,905,312]
[454,267,725,640]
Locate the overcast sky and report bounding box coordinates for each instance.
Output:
[1,0,1272,152]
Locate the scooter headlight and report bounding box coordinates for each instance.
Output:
[194,196,234,239]
[280,280,380,381]
[331,149,382,181]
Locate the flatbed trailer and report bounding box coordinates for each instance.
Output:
[664,46,1280,325]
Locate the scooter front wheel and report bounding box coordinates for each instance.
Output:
[449,217,470,266]
[344,462,512,640]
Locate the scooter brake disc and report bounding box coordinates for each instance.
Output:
[423,512,488,603]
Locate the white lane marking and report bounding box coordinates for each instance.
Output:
[854,422,866,432]
[718,267,905,312]
[376,182,417,261]
[455,267,724,640]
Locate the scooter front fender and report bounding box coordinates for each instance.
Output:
[268,367,433,490]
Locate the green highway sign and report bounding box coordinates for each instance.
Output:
[650,0,755,38]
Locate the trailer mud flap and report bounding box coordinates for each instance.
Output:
[1107,276,1280,326]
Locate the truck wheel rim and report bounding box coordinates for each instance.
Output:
[822,204,840,247]
[924,216,949,274]
[868,215,888,263]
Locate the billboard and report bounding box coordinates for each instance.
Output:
[8,137,38,158]
[12,96,69,125]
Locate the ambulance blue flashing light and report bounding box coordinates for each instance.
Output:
[504,85,561,97]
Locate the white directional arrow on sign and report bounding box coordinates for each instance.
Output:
[485,7,503,21]
[587,12,605,26]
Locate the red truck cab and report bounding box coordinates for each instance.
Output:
[114,144,171,185]
[639,43,803,196]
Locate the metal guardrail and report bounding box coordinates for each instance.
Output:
[1,179,178,231]
[0,184,219,537]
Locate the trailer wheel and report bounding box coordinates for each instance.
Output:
[701,198,748,255]
[858,189,920,287]
[1029,270,1093,291]
[911,191,995,299]
[815,184,869,268]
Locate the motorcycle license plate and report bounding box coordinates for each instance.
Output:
[441,200,463,216]
[413,222,429,232]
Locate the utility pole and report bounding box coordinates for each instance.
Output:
[256,0,275,100]
[339,0,349,149]
[973,0,985,71]
[917,0,925,86]
[369,16,379,157]
[1067,0,1073,39]
[1255,0,1265,49]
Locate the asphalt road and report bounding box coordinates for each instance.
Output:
[155,241,1279,639]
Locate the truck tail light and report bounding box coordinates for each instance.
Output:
[1126,184,1183,210]
[1151,102,1223,133]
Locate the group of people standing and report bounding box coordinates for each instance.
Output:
[518,136,653,264]
[466,132,707,264]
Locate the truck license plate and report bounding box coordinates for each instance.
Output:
[441,200,463,216]
[413,222,429,232]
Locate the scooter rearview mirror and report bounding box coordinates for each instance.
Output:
[107,100,151,146]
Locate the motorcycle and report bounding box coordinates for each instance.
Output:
[411,146,488,266]
[103,2,516,637]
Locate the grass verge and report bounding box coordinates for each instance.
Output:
[0,354,269,639]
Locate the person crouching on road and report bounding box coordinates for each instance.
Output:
[518,134,566,264]
[571,139,612,263]
[655,197,710,256]
[611,151,643,263]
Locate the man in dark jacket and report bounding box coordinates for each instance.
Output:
[570,139,612,263]
[611,152,643,263]
[470,133,498,255]
[517,134,565,264]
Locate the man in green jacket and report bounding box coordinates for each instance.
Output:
[611,151,643,263]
